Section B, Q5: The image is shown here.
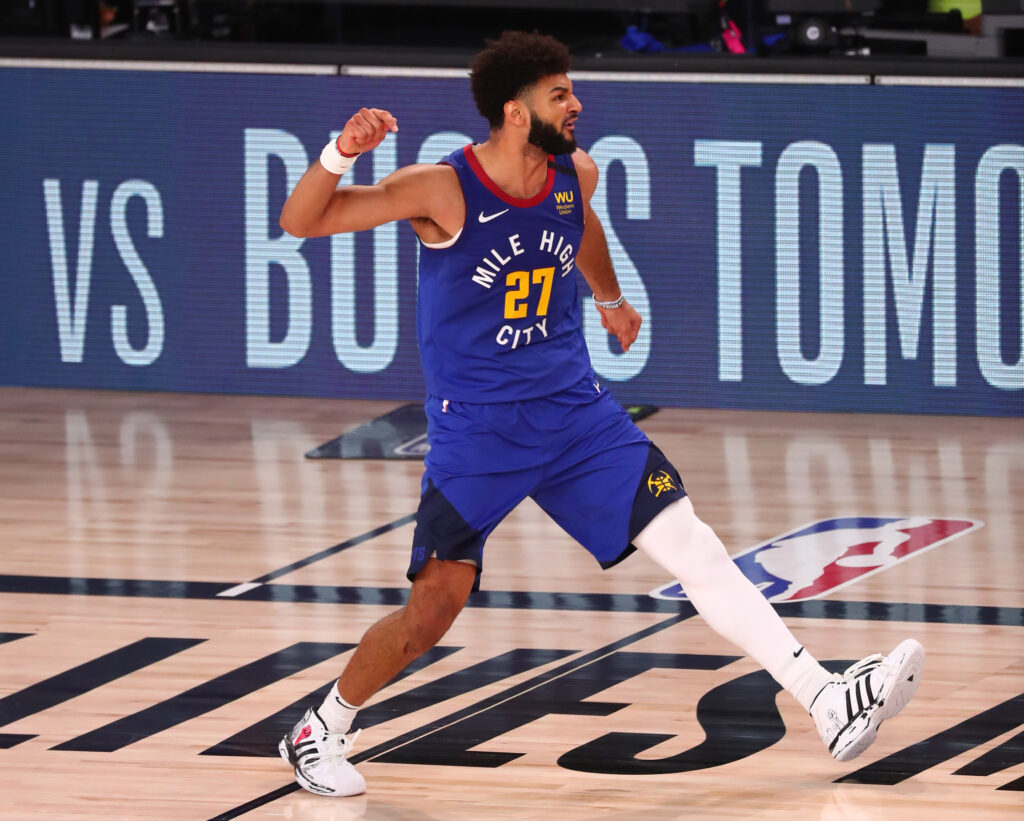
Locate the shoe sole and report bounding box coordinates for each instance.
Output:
[834,638,925,762]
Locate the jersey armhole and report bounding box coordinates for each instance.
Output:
[418,160,466,250]
[420,227,463,249]
[558,154,586,229]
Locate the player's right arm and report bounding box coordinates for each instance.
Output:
[279,107,456,238]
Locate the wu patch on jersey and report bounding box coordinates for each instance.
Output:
[650,516,983,603]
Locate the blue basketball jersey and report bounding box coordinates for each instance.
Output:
[417,145,592,402]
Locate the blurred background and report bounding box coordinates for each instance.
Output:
[2,0,1021,418]
[2,0,1023,62]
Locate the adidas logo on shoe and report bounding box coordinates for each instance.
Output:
[811,638,925,762]
[279,707,366,796]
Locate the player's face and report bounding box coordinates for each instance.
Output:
[525,74,581,155]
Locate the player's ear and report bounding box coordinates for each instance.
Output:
[504,100,527,128]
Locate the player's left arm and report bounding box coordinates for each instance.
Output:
[572,149,641,352]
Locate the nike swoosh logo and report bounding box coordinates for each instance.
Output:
[478,209,509,223]
[793,646,804,658]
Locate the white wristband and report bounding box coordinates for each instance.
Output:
[320,137,360,176]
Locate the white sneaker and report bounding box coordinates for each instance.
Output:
[810,638,924,762]
[278,707,366,797]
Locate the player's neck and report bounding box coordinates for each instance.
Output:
[473,135,549,201]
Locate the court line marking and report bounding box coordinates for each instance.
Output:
[216,582,262,598]
[354,613,702,765]
[207,611,694,820]
[3,573,1022,625]
[214,513,416,596]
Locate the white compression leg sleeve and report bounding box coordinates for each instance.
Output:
[634,497,831,710]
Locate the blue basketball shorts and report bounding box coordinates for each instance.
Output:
[407,375,687,588]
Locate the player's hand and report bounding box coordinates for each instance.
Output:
[596,299,642,352]
[338,108,398,155]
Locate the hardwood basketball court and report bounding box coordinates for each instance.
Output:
[0,386,1021,819]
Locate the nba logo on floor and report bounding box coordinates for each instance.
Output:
[651,516,983,603]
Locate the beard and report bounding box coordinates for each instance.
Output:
[527,115,577,155]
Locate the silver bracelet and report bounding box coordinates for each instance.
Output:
[593,294,624,309]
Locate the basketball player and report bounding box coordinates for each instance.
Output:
[277,31,925,797]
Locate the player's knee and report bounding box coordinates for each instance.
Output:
[636,497,697,553]
[691,518,732,569]
[635,497,731,580]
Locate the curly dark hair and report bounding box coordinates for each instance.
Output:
[470,31,571,130]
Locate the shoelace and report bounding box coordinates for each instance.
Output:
[323,728,362,759]
[810,654,885,715]
[842,653,883,681]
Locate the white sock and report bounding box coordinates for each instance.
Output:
[634,498,833,712]
[778,649,836,711]
[317,681,359,734]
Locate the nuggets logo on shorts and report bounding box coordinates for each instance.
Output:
[646,470,677,497]
[650,516,983,603]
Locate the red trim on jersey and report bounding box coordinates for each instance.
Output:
[462,144,554,207]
